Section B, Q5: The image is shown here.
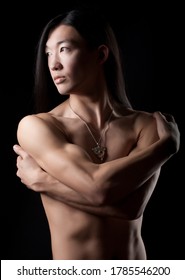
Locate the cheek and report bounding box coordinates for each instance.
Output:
[65,51,98,82]
[67,56,88,78]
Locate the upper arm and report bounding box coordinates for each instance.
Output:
[17,114,98,197]
[129,112,159,155]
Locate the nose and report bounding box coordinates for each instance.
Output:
[50,61,63,71]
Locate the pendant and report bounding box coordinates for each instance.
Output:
[92,145,106,161]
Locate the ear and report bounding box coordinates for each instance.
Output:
[97,45,109,65]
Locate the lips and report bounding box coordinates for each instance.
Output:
[54,76,66,84]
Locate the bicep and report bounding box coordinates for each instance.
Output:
[17,115,97,192]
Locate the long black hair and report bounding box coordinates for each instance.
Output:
[34,8,132,113]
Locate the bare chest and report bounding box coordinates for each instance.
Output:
[63,118,137,163]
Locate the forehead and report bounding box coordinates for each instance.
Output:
[46,24,85,48]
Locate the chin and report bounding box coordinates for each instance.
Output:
[57,86,68,95]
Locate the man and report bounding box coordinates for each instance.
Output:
[13,9,180,259]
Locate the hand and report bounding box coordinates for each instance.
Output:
[13,144,43,190]
[153,111,180,154]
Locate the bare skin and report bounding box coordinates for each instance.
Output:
[13,24,180,260]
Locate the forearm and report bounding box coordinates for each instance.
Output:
[96,137,175,204]
[32,169,94,205]
[35,135,176,206]
[38,169,160,220]
[46,190,127,219]
[34,170,127,218]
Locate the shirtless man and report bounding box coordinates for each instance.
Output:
[13,8,180,260]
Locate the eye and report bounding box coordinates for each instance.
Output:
[45,51,52,57]
[60,47,70,52]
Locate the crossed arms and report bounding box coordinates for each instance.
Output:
[13,111,180,218]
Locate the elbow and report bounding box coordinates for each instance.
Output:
[88,184,109,207]
[91,192,106,207]
[86,168,111,206]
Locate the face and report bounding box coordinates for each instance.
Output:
[45,24,100,95]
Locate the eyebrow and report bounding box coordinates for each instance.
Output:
[45,39,79,50]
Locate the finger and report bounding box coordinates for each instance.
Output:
[13,144,27,158]
[16,155,22,166]
[153,111,165,120]
[162,113,175,122]
[153,111,175,123]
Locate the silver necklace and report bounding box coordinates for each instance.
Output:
[69,101,113,161]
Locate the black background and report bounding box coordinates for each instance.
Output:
[1,0,184,260]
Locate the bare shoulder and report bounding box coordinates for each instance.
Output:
[17,112,67,150]
[17,113,53,133]
[115,106,159,150]
[18,111,66,132]
[115,105,156,128]
[18,98,68,128]
[132,109,157,128]
[131,109,159,149]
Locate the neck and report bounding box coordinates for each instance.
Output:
[68,97,113,162]
[68,95,113,130]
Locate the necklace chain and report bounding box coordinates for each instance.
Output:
[68,101,113,161]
